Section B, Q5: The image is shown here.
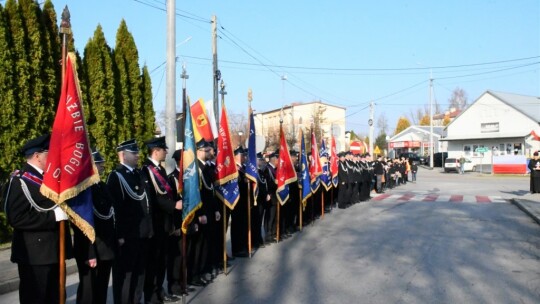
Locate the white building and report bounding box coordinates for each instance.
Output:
[254,101,346,152]
[441,91,540,167]
[388,126,446,157]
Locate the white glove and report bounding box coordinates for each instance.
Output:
[54,207,68,222]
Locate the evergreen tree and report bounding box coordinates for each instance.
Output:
[83,25,118,173]
[5,0,33,141]
[0,3,20,180]
[140,65,155,140]
[19,0,55,135]
[113,19,143,145]
[42,0,61,96]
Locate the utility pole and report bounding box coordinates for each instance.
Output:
[165,0,176,173]
[369,101,374,156]
[212,15,220,125]
[429,70,434,169]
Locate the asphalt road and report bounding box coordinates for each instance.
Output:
[1,168,539,303]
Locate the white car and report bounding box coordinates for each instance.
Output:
[444,158,476,173]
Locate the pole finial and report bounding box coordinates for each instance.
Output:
[248,88,253,103]
[60,6,72,34]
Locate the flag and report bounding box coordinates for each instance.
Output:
[299,130,312,207]
[245,110,259,203]
[319,138,331,191]
[309,130,322,193]
[40,54,100,242]
[181,100,203,234]
[276,125,298,205]
[330,135,339,187]
[205,99,219,140]
[191,98,214,142]
[214,101,240,209]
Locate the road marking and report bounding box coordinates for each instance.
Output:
[373,194,507,204]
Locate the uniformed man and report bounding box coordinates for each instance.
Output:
[73,149,116,304]
[264,152,279,243]
[231,146,249,257]
[4,134,73,304]
[107,139,152,304]
[253,152,269,248]
[141,136,182,303]
[337,152,349,209]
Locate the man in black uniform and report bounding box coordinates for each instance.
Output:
[231,146,249,257]
[253,152,269,248]
[141,136,182,303]
[73,149,116,304]
[4,134,73,304]
[337,152,349,209]
[107,139,153,304]
[265,152,279,243]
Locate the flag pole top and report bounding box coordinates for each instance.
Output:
[248,88,252,104]
[60,6,72,34]
[219,80,227,96]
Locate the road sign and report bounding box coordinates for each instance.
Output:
[475,147,489,153]
[368,119,373,126]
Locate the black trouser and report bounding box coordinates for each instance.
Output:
[337,182,349,208]
[18,263,61,304]
[252,202,264,247]
[231,199,248,255]
[144,233,168,303]
[76,259,112,304]
[264,200,276,241]
[189,225,209,281]
[166,233,182,295]
[113,238,149,304]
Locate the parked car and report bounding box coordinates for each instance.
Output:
[425,152,448,167]
[444,157,476,173]
[399,152,421,165]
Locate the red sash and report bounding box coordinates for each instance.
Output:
[148,165,174,200]
[21,171,43,186]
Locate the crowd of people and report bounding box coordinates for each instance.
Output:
[3,134,420,304]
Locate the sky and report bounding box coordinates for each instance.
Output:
[40,0,540,136]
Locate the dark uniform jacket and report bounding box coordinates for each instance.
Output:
[106,164,153,239]
[256,166,270,206]
[5,164,73,265]
[142,159,177,235]
[266,164,278,204]
[73,181,116,262]
[197,159,218,220]
[167,168,183,230]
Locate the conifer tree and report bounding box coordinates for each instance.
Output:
[140,65,156,140]
[0,3,20,180]
[41,0,62,107]
[83,25,118,173]
[113,19,143,144]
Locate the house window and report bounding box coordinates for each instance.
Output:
[499,143,505,155]
[481,122,499,133]
[463,145,471,156]
[513,143,522,155]
[506,143,513,155]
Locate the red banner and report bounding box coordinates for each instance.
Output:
[277,126,297,190]
[215,101,238,185]
[330,135,338,184]
[309,131,322,182]
[191,98,214,142]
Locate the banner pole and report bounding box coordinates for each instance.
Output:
[248,182,252,258]
[276,203,280,242]
[223,202,227,275]
[299,189,303,231]
[321,189,325,219]
[58,7,72,304]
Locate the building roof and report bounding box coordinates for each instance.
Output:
[389,125,445,141]
[254,100,346,115]
[441,131,530,141]
[488,91,540,123]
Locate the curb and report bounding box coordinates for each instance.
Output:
[0,261,78,295]
[511,198,540,225]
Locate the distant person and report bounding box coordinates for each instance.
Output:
[528,151,540,194]
[411,162,418,182]
[459,155,466,174]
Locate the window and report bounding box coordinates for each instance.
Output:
[463,145,471,156]
[499,143,505,155]
[481,122,499,133]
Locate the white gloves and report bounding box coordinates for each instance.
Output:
[54,207,68,222]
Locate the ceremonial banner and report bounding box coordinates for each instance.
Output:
[330,135,339,187]
[245,111,259,202]
[215,101,240,209]
[181,101,202,234]
[40,54,100,242]
[205,99,219,140]
[276,125,298,205]
[319,138,331,190]
[299,130,312,207]
[309,131,322,193]
[191,98,214,142]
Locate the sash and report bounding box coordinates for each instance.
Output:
[22,172,43,186]
[148,165,174,200]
